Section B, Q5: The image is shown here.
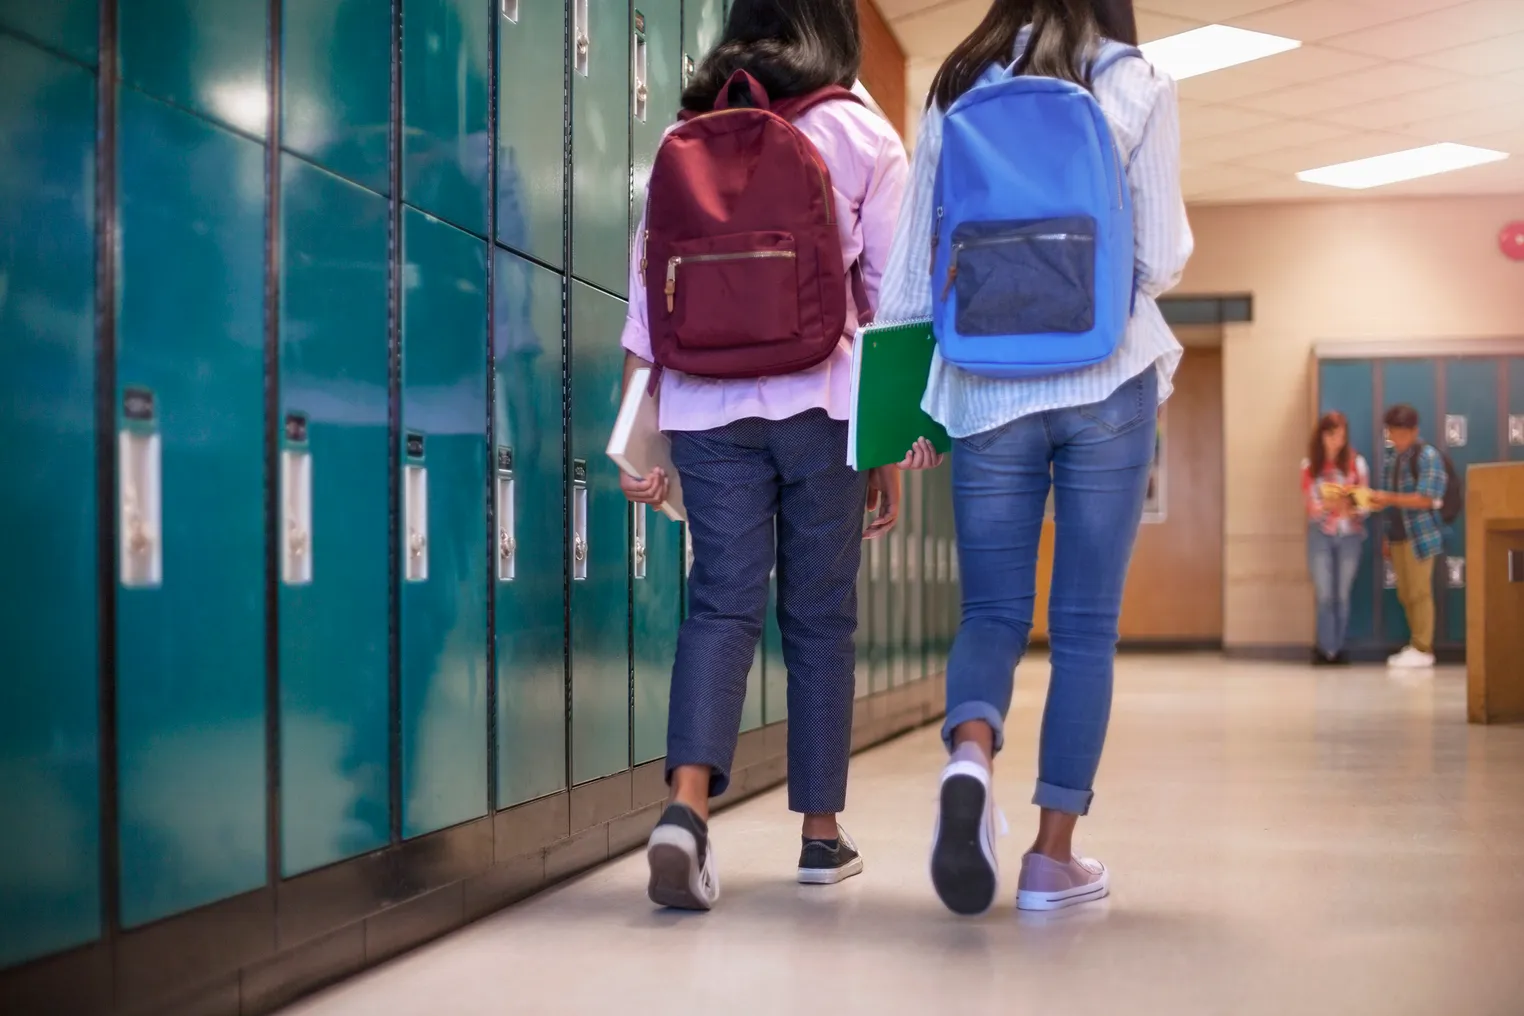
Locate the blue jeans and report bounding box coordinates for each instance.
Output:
[1307,527,1365,656]
[942,369,1158,816]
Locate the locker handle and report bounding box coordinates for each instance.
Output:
[496,447,517,582]
[404,461,429,583]
[281,444,314,586]
[574,0,590,76]
[501,0,519,23]
[573,460,589,581]
[119,402,163,589]
[632,502,648,580]
[632,15,649,122]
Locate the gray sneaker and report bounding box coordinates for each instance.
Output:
[1015,852,1109,912]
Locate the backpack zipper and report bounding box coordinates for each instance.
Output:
[640,229,649,272]
[940,233,1093,300]
[930,206,943,276]
[665,250,798,312]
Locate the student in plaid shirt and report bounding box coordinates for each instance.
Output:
[1370,404,1447,669]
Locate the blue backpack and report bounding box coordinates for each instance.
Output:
[932,43,1141,379]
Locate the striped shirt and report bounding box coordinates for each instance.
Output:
[875,32,1194,438]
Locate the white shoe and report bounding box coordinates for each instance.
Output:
[647,805,720,911]
[1387,646,1436,669]
[929,758,1002,916]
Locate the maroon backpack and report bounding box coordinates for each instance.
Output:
[643,70,871,381]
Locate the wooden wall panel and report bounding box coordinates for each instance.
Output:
[858,0,907,138]
[1031,348,1226,642]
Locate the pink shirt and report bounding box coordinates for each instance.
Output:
[620,99,909,432]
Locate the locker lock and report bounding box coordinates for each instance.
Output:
[573,534,587,564]
[409,530,428,559]
[500,532,516,562]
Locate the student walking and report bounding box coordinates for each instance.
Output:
[1301,411,1371,665]
[888,0,1192,915]
[1369,404,1454,670]
[617,0,908,910]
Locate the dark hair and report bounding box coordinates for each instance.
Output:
[929,0,1138,111]
[1310,411,1353,476]
[681,0,861,113]
[1384,404,1420,430]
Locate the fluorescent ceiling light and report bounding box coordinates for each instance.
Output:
[1296,143,1509,190]
[1140,25,1301,80]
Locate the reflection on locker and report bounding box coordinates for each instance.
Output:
[571,0,632,295]
[403,0,490,236]
[283,0,392,194]
[633,504,683,764]
[499,0,566,266]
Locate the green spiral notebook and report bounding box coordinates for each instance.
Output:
[847,318,952,470]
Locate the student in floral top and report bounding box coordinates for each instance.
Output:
[1300,411,1370,665]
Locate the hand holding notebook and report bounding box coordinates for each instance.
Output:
[847,318,952,471]
[607,367,685,522]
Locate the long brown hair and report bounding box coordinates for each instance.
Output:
[1309,411,1354,476]
[928,0,1139,111]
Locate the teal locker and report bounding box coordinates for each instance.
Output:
[681,0,724,80]
[633,503,683,763]
[1377,359,1437,648]
[631,0,681,240]
[119,0,269,138]
[282,0,392,195]
[763,569,786,725]
[399,207,489,838]
[854,517,871,699]
[403,0,490,236]
[499,0,566,266]
[1440,359,1499,645]
[873,533,890,692]
[277,156,391,876]
[570,0,631,295]
[116,89,267,927]
[892,513,908,687]
[495,248,570,806]
[1510,358,1524,462]
[568,281,631,784]
[0,37,101,966]
[741,635,764,731]
[0,0,99,64]
[908,472,926,683]
[1317,360,1377,645]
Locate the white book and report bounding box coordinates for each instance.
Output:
[606,367,685,522]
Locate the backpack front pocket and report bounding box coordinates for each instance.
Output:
[945,217,1096,336]
[666,232,800,350]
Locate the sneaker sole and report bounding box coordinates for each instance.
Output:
[1016,872,1110,912]
[930,772,998,916]
[646,826,714,911]
[797,856,865,886]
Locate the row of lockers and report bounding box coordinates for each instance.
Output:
[0,0,956,973]
[1316,354,1524,654]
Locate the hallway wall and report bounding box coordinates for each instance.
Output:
[1180,195,1524,650]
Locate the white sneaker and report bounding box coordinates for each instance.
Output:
[1387,646,1436,669]
[929,758,1002,916]
[647,804,720,910]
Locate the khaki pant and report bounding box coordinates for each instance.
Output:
[1391,541,1435,653]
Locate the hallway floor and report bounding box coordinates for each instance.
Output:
[284,656,1524,1016]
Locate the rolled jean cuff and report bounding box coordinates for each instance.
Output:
[941,701,1006,755]
[1033,780,1093,816]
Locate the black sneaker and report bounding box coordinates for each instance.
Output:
[647,804,719,910]
[797,828,865,885]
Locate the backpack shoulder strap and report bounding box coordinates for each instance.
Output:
[770,85,863,123]
[1090,41,1144,80]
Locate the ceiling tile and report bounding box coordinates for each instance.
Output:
[1398,102,1524,143]
[1410,31,1524,75]
[1317,76,1502,130]
[875,0,955,21]
[1181,162,1281,199]
[1176,45,1380,103]
[1187,120,1352,164]
[1135,9,1207,43]
[1179,100,1282,140]
[1231,61,1466,117]
[1319,0,1524,60]
[1236,131,1427,174]
[1135,1,1287,19]
[1228,0,1458,43]
[888,0,989,60]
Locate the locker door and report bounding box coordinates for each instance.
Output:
[119,0,269,137]
[871,535,889,693]
[278,157,391,876]
[399,208,489,838]
[763,568,786,725]
[633,503,683,763]
[0,37,101,966]
[855,515,872,700]
[283,0,392,194]
[571,0,631,295]
[499,0,567,267]
[1378,358,1438,649]
[631,0,681,238]
[403,0,490,236]
[116,89,267,927]
[1439,358,1500,648]
[1509,358,1524,462]
[681,0,724,79]
[908,472,926,683]
[0,0,98,64]
[569,281,631,784]
[495,249,570,805]
[1317,359,1377,647]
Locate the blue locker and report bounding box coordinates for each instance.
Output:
[870,533,889,693]
[1378,359,1437,648]
[116,89,268,927]
[908,472,926,684]
[119,0,270,138]
[0,0,99,64]
[1440,359,1500,646]
[1317,359,1377,645]
[763,571,786,725]
[1510,359,1524,462]
[282,0,392,195]
[633,504,684,763]
[277,156,391,876]
[855,516,871,700]
[495,247,569,806]
[0,36,101,967]
[570,0,631,295]
[403,0,490,236]
[568,281,631,784]
[399,207,489,838]
[498,0,566,267]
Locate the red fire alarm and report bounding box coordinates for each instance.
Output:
[1502,221,1524,261]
